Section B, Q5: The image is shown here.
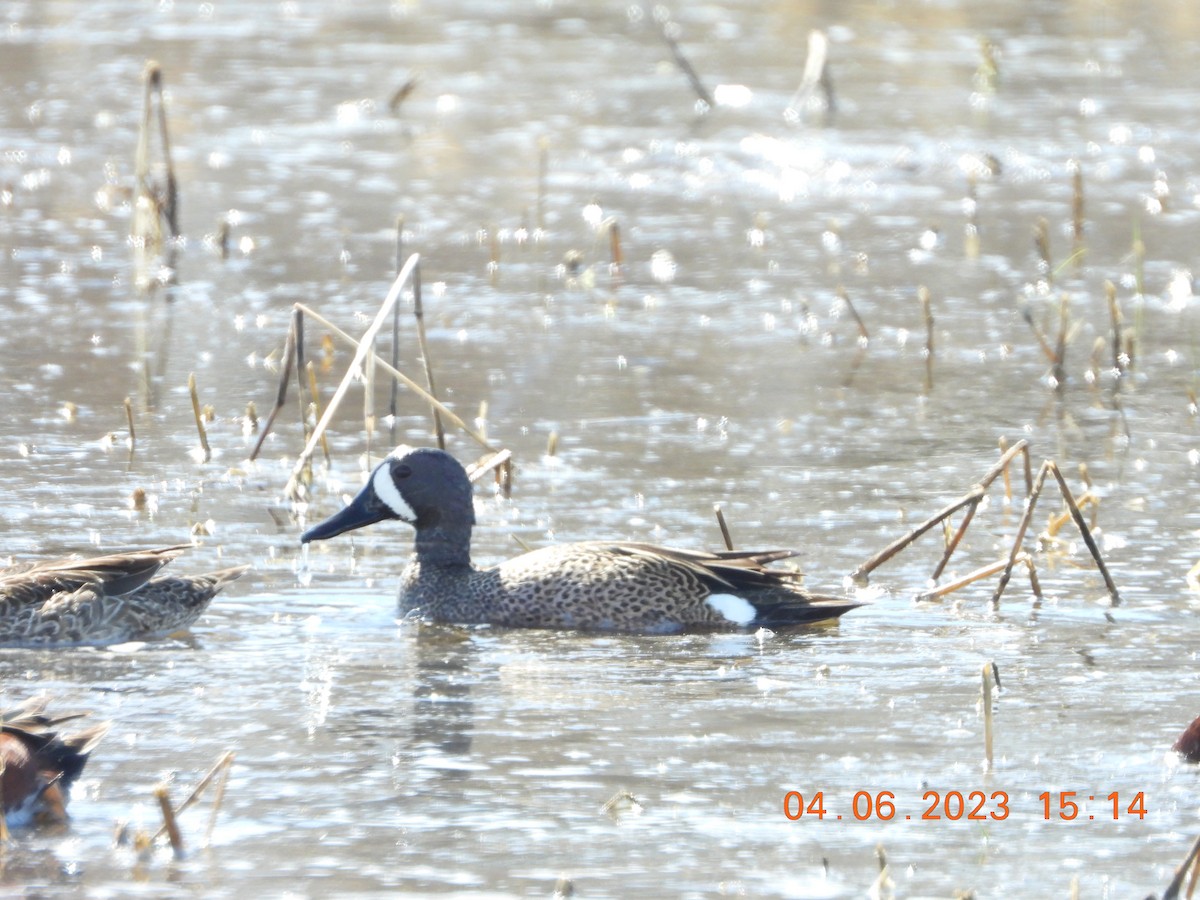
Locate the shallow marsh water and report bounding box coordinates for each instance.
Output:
[2,0,1200,896]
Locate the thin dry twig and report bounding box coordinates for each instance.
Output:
[188,373,211,463]
[713,504,734,551]
[154,784,184,856]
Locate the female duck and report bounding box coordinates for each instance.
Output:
[0,546,248,647]
[302,446,859,633]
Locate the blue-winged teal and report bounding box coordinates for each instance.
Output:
[1,696,109,828]
[0,546,248,647]
[301,446,860,633]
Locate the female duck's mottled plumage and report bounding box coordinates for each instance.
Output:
[0,546,248,647]
[1,696,109,827]
[301,447,860,633]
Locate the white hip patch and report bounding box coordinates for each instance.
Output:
[373,464,417,522]
[706,592,757,625]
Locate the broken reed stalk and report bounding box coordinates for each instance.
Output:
[850,489,983,584]
[608,219,623,274]
[410,260,446,449]
[1052,294,1069,387]
[204,751,234,846]
[305,361,330,464]
[1132,220,1145,296]
[284,255,421,498]
[655,13,714,108]
[1023,554,1044,599]
[837,285,869,341]
[248,308,297,461]
[990,459,1121,606]
[998,436,1013,501]
[851,440,1031,583]
[713,504,734,551]
[785,29,835,121]
[981,661,999,772]
[917,555,1029,602]
[135,62,179,238]
[364,337,377,461]
[293,303,493,452]
[188,373,211,463]
[1162,831,1200,900]
[1105,280,1124,373]
[124,396,136,451]
[390,216,404,440]
[919,285,933,390]
[153,784,184,856]
[152,750,235,844]
[1034,217,1051,284]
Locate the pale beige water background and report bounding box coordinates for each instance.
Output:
[2,0,1200,896]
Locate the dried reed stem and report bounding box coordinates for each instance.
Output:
[1034,217,1051,284]
[293,303,493,452]
[655,12,713,108]
[411,261,446,449]
[124,396,136,451]
[284,256,421,497]
[981,661,998,772]
[850,488,984,584]
[188,373,211,463]
[918,556,1025,602]
[204,752,233,847]
[154,784,184,856]
[248,307,298,461]
[991,460,1120,606]
[785,29,835,122]
[713,504,734,551]
[608,219,623,274]
[305,361,330,464]
[153,750,235,845]
[390,216,405,439]
[1162,831,1200,900]
[852,440,1029,584]
[1106,280,1124,373]
[837,285,869,341]
[1045,462,1121,603]
[1071,160,1084,252]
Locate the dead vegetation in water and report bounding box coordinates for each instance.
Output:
[852,438,1120,609]
[132,61,180,296]
[114,750,234,860]
[249,254,514,505]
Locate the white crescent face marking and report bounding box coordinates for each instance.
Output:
[372,462,416,522]
[706,593,757,626]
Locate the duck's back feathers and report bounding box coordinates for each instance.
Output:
[0,549,248,647]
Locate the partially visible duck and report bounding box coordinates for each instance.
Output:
[301,446,860,633]
[1176,714,1200,762]
[0,546,248,647]
[1,697,109,828]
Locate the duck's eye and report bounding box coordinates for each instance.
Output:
[394,464,412,479]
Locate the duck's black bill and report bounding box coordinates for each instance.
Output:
[301,487,390,543]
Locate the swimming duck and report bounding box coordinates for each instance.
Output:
[0,546,248,647]
[301,446,860,633]
[1,696,109,828]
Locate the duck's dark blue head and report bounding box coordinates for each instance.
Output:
[301,446,476,544]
